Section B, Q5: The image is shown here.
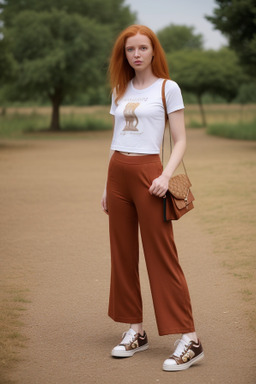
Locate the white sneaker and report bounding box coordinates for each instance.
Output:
[163,334,204,371]
[111,328,149,357]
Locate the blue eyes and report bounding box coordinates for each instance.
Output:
[126,47,148,52]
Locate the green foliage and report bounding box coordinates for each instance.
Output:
[0,0,135,129]
[206,0,256,77]
[207,120,256,141]
[64,86,111,106]
[168,48,246,125]
[168,48,246,101]
[235,82,256,104]
[0,37,17,84]
[157,24,203,54]
[189,120,205,128]
[0,0,136,35]
[9,10,111,100]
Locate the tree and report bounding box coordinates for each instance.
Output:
[0,36,17,114]
[0,0,136,36]
[0,0,136,130]
[0,37,16,84]
[157,24,203,54]
[7,10,113,130]
[206,0,256,77]
[167,49,246,126]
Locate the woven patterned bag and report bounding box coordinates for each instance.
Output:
[163,174,195,221]
[161,80,195,221]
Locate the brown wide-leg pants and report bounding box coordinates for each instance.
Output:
[107,151,195,336]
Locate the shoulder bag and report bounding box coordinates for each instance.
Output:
[161,79,195,221]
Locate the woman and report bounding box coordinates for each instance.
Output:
[101,25,204,371]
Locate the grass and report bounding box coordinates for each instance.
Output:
[207,120,256,140]
[1,104,256,140]
[185,104,256,127]
[61,116,112,132]
[0,285,30,376]
[187,120,205,128]
[0,108,112,139]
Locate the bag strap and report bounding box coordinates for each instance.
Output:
[161,79,188,176]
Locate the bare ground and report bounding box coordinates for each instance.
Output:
[0,130,256,384]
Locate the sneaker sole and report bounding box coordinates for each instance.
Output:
[162,351,204,371]
[111,343,149,358]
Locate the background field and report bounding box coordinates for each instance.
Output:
[0,127,255,384]
[1,1,256,381]
[1,104,256,140]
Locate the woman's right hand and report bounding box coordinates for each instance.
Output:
[101,188,108,215]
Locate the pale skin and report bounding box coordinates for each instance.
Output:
[101,33,197,343]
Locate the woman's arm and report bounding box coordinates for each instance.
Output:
[101,117,115,214]
[149,109,186,197]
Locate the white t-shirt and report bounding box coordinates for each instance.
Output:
[110,78,184,154]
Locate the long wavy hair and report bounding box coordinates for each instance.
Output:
[109,25,170,103]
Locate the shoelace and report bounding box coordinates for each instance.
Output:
[120,329,136,345]
[173,338,190,357]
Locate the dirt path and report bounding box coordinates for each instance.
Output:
[1,130,255,384]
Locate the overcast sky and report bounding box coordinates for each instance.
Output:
[124,0,228,50]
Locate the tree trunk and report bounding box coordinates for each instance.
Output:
[49,91,62,131]
[197,94,207,127]
[240,104,244,123]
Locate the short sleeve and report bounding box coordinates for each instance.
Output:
[165,80,185,114]
[110,91,117,115]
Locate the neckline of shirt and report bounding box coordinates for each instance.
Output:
[130,78,163,93]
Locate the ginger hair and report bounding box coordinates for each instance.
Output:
[108,25,170,103]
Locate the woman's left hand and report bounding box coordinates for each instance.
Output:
[149,174,169,197]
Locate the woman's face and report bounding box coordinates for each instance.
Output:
[125,33,154,72]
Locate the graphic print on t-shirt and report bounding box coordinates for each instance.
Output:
[123,102,140,132]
